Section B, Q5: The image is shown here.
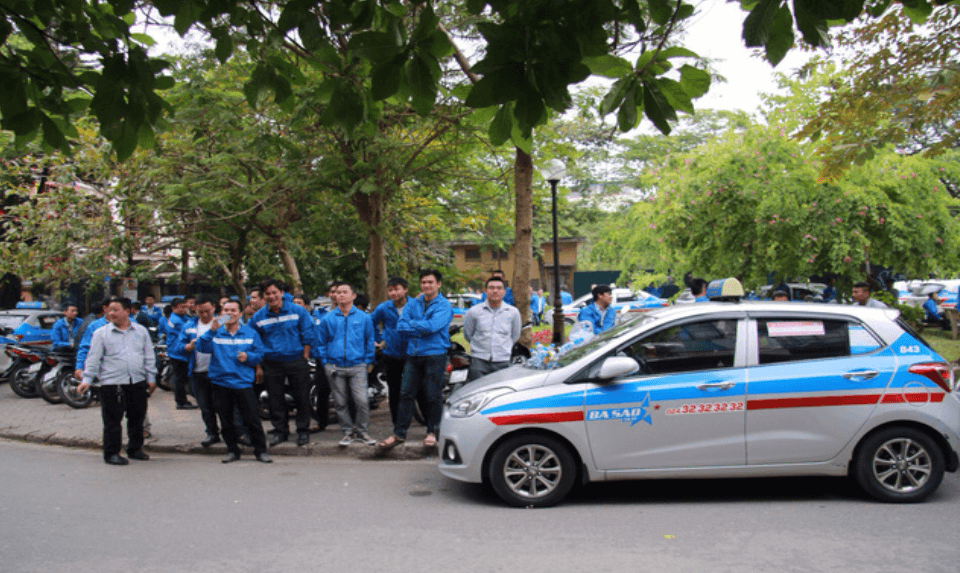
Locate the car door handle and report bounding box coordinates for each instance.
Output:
[696,381,736,391]
[842,370,880,380]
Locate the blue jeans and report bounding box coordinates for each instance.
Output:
[393,354,446,439]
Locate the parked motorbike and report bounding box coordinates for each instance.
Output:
[444,322,532,396]
[57,374,98,409]
[5,345,46,399]
[257,358,387,421]
[36,351,75,404]
[153,343,173,391]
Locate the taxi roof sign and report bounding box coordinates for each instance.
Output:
[15,302,47,309]
[706,278,745,301]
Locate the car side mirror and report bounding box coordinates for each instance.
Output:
[597,356,640,380]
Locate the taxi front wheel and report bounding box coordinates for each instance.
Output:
[853,427,945,503]
[487,434,576,508]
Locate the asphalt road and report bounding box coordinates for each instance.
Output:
[2,438,959,573]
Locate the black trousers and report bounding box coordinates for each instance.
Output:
[191,371,219,435]
[211,384,267,456]
[100,381,148,458]
[262,357,311,435]
[312,363,331,429]
[382,355,430,426]
[171,358,191,406]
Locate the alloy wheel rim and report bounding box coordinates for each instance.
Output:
[872,437,932,493]
[503,444,562,499]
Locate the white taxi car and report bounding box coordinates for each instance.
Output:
[439,302,960,507]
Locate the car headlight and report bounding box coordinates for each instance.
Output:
[449,387,514,418]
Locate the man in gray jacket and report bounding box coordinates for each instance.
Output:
[79,297,156,466]
[463,276,521,381]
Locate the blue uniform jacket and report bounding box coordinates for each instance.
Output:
[51,317,80,352]
[250,301,317,361]
[923,298,943,321]
[561,291,573,305]
[74,317,108,371]
[397,293,452,357]
[370,297,414,358]
[143,306,163,324]
[196,324,264,389]
[173,317,220,376]
[577,302,615,334]
[316,306,375,367]
[164,313,190,361]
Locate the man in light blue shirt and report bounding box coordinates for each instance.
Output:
[78,297,156,466]
[464,276,521,381]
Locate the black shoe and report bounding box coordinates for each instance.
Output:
[255,452,272,463]
[221,452,240,463]
[176,403,198,410]
[105,454,129,466]
[296,432,309,447]
[201,434,221,447]
[236,435,252,447]
[269,434,288,447]
[127,450,150,461]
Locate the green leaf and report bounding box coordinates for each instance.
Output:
[600,77,632,116]
[764,6,795,65]
[371,58,404,101]
[2,109,42,137]
[215,35,234,64]
[510,120,533,154]
[643,83,675,135]
[130,33,156,47]
[137,124,157,150]
[299,16,326,53]
[41,114,68,152]
[655,78,694,114]
[489,103,513,147]
[659,47,699,60]
[583,55,634,79]
[617,86,638,131]
[648,0,674,25]
[348,31,403,63]
[742,0,782,48]
[406,54,437,115]
[154,76,175,90]
[679,65,711,98]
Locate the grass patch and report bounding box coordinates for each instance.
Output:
[918,328,960,363]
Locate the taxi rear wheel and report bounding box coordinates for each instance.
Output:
[853,427,945,503]
[487,434,576,508]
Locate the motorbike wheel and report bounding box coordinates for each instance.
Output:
[38,370,63,404]
[57,373,93,409]
[155,362,173,391]
[9,365,40,398]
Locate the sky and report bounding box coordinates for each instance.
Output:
[681,1,811,114]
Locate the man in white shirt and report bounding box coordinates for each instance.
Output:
[79,297,156,466]
[463,276,521,381]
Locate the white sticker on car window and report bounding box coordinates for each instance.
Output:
[766,321,825,337]
[850,325,881,354]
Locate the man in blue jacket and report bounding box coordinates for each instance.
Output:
[370,277,414,424]
[316,283,376,446]
[52,303,80,352]
[73,297,112,380]
[577,284,616,334]
[379,269,452,450]
[164,297,197,410]
[250,279,318,447]
[196,299,271,463]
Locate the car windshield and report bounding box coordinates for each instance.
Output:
[525,315,658,370]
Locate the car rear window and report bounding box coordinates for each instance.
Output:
[0,314,27,330]
[757,319,881,364]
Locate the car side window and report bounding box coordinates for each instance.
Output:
[757,318,879,364]
[620,319,739,374]
[38,315,60,329]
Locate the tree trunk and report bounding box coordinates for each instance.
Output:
[512,148,533,347]
[352,191,387,306]
[277,243,303,294]
[179,249,189,294]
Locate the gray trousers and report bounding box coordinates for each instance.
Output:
[326,364,369,435]
[468,357,510,382]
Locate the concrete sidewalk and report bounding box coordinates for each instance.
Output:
[0,381,435,460]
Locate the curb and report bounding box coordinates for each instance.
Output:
[0,429,436,461]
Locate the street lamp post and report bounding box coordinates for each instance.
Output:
[541,159,566,345]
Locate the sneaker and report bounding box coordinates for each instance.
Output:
[358,433,377,446]
[338,434,354,447]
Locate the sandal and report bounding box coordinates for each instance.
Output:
[378,435,404,449]
[423,434,437,448]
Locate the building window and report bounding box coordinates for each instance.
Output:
[491,249,509,261]
[465,248,481,261]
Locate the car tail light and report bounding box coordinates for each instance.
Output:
[445,363,452,373]
[26,352,41,363]
[908,362,955,393]
[450,354,470,369]
[45,356,58,366]
[12,334,22,342]
[4,347,19,358]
